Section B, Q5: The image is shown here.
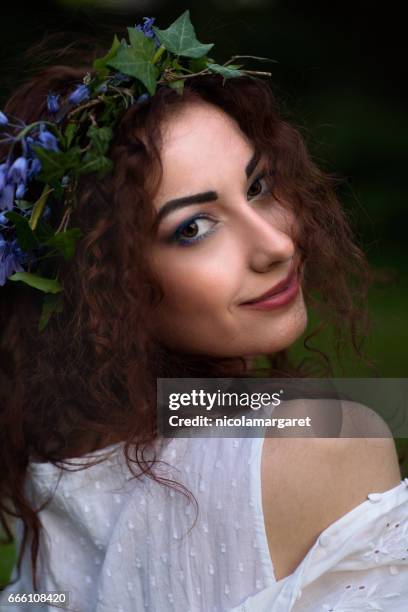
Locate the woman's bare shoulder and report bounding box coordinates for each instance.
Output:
[261,415,402,580]
[263,399,401,524]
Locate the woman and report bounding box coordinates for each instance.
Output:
[0,12,407,612]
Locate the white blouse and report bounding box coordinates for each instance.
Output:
[1,434,408,612]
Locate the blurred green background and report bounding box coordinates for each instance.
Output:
[1,0,407,590]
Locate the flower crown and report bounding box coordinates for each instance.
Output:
[0,10,274,331]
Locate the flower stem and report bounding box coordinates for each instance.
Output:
[152,45,166,65]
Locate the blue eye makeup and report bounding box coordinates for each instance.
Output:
[167,171,274,247]
[169,213,219,247]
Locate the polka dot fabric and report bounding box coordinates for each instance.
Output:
[1,436,407,611]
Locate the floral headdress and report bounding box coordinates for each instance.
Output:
[0,10,274,330]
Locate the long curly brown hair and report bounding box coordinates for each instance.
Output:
[0,38,375,593]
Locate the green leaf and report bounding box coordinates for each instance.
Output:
[43,228,83,261]
[171,58,184,71]
[4,211,39,251]
[168,79,185,95]
[31,146,82,184]
[93,34,122,78]
[107,44,159,95]
[77,153,113,178]
[207,63,244,79]
[64,122,78,149]
[87,125,113,155]
[8,272,62,294]
[127,26,157,59]
[153,10,214,59]
[188,56,211,72]
[39,293,64,332]
[35,219,56,243]
[14,200,32,211]
[29,186,54,231]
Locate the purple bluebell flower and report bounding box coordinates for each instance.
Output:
[96,82,108,93]
[135,17,161,48]
[0,163,9,191]
[0,111,8,125]
[8,156,28,185]
[26,135,36,150]
[26,136,43,161]
[0,183,15,211]
[111,73,131,85]
[0,235,25,286]
[136,93,150,105]
[28,157,42,179]
[38,128,60,152]
[15,183,26,199]
[136,17,155,38]
[47,93,60,114]
[0,212,9,226]
[68,84,90,105]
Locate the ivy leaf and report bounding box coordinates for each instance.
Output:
[4,210,39,251]
[43,227,83,261]
[93,34,122,79]
[127,26,157,57]
[87,125,113,155]
[39,293,64,332]
[188,56,212,72]
[107,29,158,95]
[8,272,62,294]
[77,153,113,178]
[168,79,185,95]
[207,63,244,79]
[153,10,214,59]
[31,146,82,184]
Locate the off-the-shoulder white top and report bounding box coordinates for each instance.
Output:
[1,434,407,611]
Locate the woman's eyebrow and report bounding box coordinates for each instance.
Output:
[154,150,260,227]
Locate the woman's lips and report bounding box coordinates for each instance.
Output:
[240,268,300,310]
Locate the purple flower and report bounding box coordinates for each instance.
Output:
[47,93,60,114]
[0,111,8,125]
[136,16,155,37]
[0,212,9,226]
[111,73,130,85]
[0,235,25,286]
[68,84,90,106]
[0,183,15,211]
[0,163,9,191]
[16,183,26,199]
[96,82,108,93]
[136,93,150,105]
[28,157,42,179]
[38,128,60,152]
[135,17,161,47]
[8,156,28,185]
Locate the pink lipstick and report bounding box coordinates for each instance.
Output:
[240,267,300,310]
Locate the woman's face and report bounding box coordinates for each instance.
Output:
[148,101,307,357]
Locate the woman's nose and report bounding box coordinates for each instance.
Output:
[238,204,295,273]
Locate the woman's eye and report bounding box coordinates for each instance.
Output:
[247,173,272,200]
[171,215,218,246]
